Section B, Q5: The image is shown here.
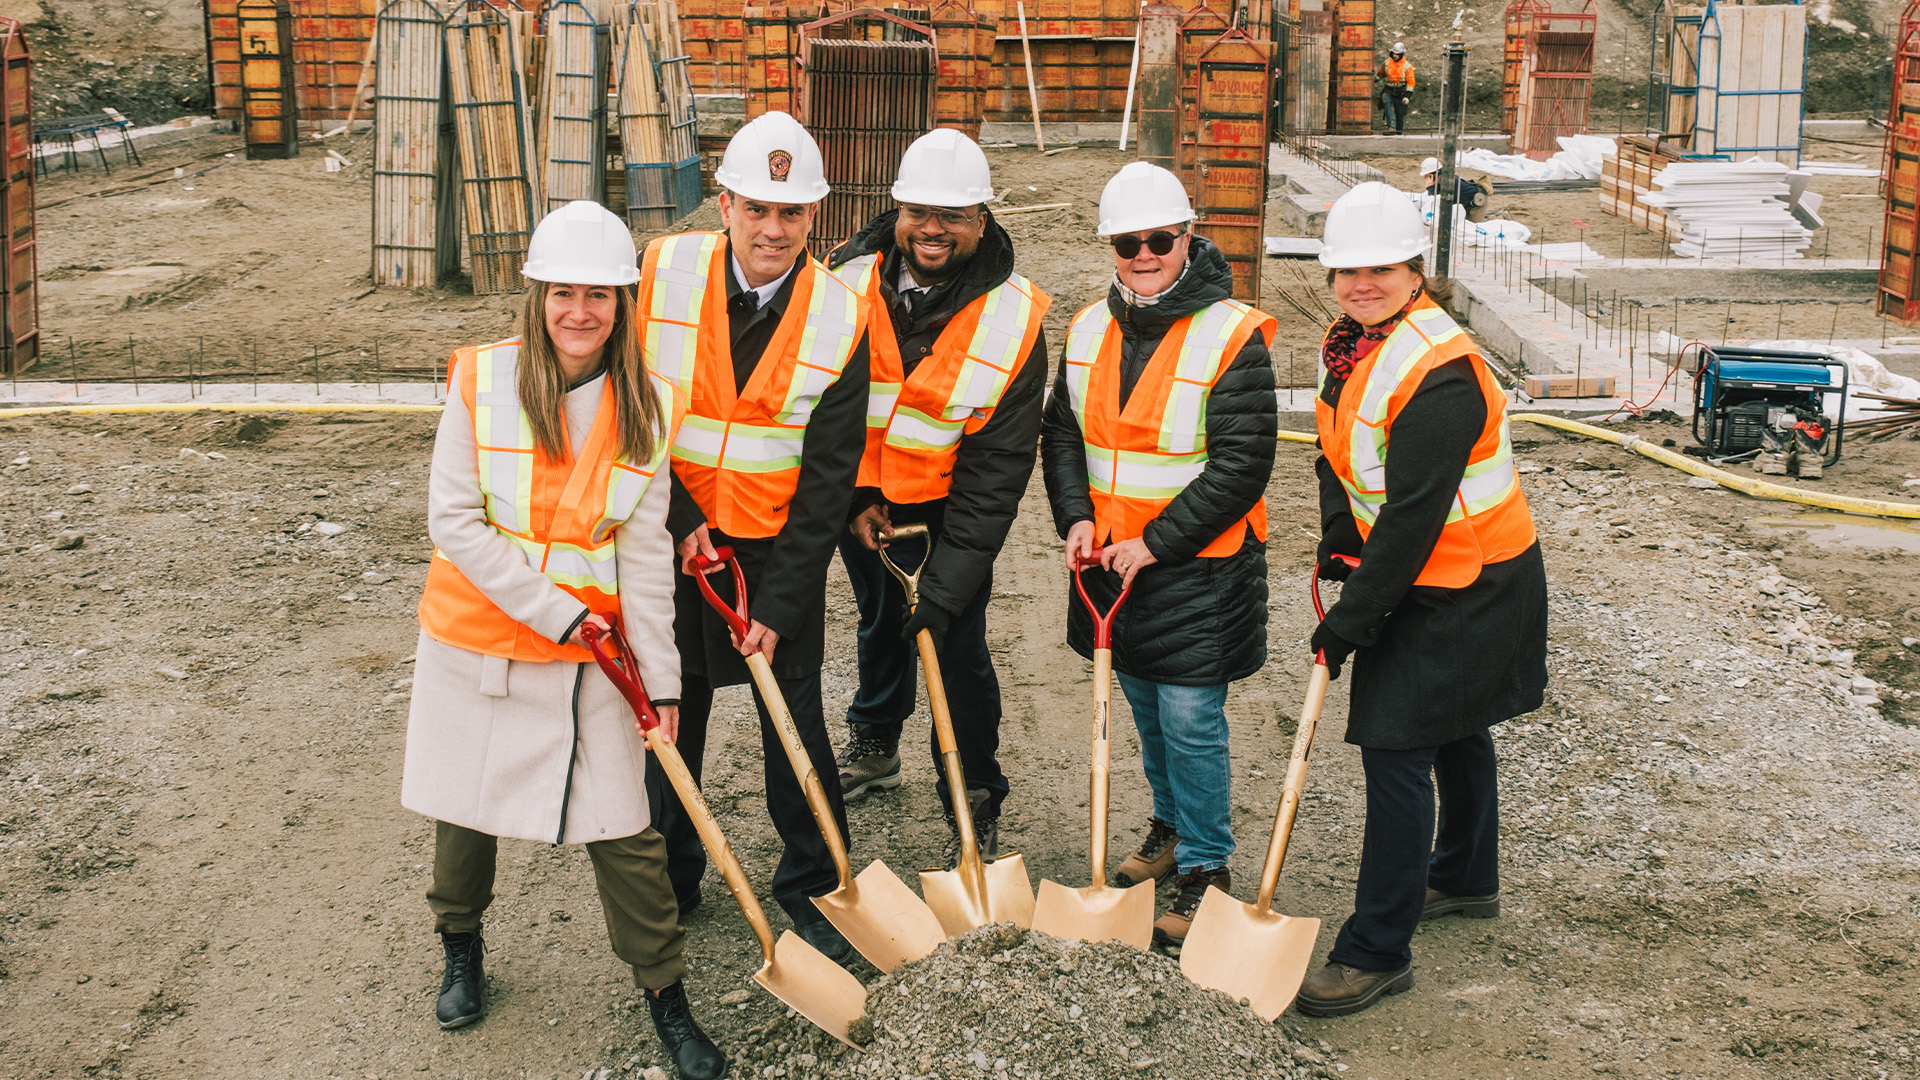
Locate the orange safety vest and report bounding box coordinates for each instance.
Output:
[830,253,1051,503]
[637,231,868,539]
[418,339,679,663]
[1314,295,1536,589]
[1061,298,1276,557]
[1384,56,1414,89]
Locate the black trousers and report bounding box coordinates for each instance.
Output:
[645,669,849,927]
[1328,727,1500,971]
[837,521,1009,820]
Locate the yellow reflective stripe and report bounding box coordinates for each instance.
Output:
[775,264,860,425]
[1086,445,1208,499]
[671,414,728,466]
[867,382,901,428]
[884,405,966,451]
[1061,302,1110,427]
[645,233,722,397]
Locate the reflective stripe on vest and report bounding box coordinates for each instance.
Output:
[419,339,673,664]
[832,252,1049,501]
[641,231,864,537]
[1337,306,1518,528]
[1063,297,1274,556]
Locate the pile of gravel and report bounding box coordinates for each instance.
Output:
[730,925,1340,1080]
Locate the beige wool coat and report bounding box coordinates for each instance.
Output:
[401,370,680,845]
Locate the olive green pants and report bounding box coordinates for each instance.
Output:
[428,820,687,990]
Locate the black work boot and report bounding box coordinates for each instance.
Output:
[435,929,485,1029]
[648,980,729,1080]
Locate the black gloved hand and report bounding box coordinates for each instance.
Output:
[1309,621,1360,680]
[1316,519,1362,582]
[902,600,952,652]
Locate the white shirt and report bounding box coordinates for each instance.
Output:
[731,252,797,308]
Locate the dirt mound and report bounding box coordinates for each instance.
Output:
[735,925,1338,1080]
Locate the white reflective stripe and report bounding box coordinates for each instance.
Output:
[595,459,660,543]
[884,406,965,451]
[867,383,901,427]
[1162,382,1209,455]
[542,542,619,593]
[1458,437,1518,513]
[645,320,699,397]
[715,425,804,471]
[671,415,728,466]
[830,253,879,293]
[472,342,534,535]
[1086,445,1208,499]
[941,276,1034,417]
[775,265,860,425]
[1061,302,1111,426]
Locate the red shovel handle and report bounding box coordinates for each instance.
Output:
[1309,554,1360,665]
[580,619,663,736]
[1071,547,1134,651]
[688,546,751,640]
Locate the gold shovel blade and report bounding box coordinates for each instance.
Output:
[752,929,870,1049]
[811,859,948,973]
[918,851,1036,937]
[1178,888,1321,1022]
[1031,877,1156,950]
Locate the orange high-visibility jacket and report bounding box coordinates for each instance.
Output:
[1315,295,1536,589]
[1061,298,1276,557]
[1381,56,1415,88]
[418,339,678,663]
[830,253,1050,503]
[637,231,868,539]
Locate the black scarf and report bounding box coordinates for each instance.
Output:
[1323,288,1422,381]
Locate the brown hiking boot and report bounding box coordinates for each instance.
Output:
[1150,867,1229,948]
[1293,961,1415,1017]
[1422,888,1500,921]
[1112,817,1179,887]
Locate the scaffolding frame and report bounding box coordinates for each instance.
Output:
[1510,0,1592,159]
[1647,0,1805,166]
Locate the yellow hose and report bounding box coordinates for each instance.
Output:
[0,402,442,417]
[1508,412,1920,521]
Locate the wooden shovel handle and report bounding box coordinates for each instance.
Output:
[744,651,855,890]
[915,627,990,898]
[1089,647,1114,880]
[581,621,778,963]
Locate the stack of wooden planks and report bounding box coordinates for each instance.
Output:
[371,0,454,289]
[538,0,608,212]
[615,0,702,230]
[446,4,542,295]
[1600,134,1683,238]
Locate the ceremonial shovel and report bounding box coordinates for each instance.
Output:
[1178,554,1358,1020]
[688,548,946,973]
[877,523,1035,935]
[1030,548,1155,948]
[580,619,868,1046]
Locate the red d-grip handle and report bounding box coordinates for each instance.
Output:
[1071,546,1134,651]
[580,619,663,735]
[1309,554,1360,666]
[688,545,751,640]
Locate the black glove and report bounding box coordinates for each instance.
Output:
[1310,621,1360,680]
[1316,518,1362,582]
[902,600,952,652]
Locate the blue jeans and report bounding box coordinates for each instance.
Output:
[1115,674,1234,872]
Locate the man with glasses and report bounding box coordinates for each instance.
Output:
[1040,161,1276,948]
[824,128,1050,868]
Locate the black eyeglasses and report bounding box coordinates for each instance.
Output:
[1110,230,1183,259]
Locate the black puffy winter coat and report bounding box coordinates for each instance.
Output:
[1039,236,1277,685]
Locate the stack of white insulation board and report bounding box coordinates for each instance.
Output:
[1638,158,1812,260]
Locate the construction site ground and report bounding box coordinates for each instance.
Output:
[4,140,1920,1080]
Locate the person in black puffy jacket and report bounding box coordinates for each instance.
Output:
[1039,162,1278,949]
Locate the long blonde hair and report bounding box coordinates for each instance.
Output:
[516,282,663,465]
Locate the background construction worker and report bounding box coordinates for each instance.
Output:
[1378,42,1414,134]
[635,111,872,968]
[401,202,727,1079]
[1040,162,1277,949]
[1419,155,1489,221]
[1298,181,1547,1017]
[822,129,1051,867]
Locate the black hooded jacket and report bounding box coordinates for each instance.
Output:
[826,211,1048,616]
[1039,235,1277,685]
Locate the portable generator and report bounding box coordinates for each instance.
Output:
[1691,346,1848,467]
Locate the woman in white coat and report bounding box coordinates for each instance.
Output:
[400,201,725,1080]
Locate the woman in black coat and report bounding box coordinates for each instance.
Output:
[1297,181,1549,1017]
[1040,162,1277,948]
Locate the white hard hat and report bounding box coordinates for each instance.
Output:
[522,200,640,286]
[1391,41,1406,54]
[1096,161,1195,238]
[715,110,830,203]
[1318,181,1428,269]
[1420,156,1440,175]
[892,128,994,208]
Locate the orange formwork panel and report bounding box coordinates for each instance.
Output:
[1176,1,1230,188]
[206,0,376,126]
[1329,0,1371,134]
[1882,5,1920,324]
[0,17,35,375]
[1191,28,1269,302]
[1510,0,1593,159]
[1501,0,1543,134]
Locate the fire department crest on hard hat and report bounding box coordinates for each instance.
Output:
[768,149,793,183]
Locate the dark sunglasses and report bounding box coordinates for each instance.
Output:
[1110,230,1183,259]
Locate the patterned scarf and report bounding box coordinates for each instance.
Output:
[1322,288,1422,382]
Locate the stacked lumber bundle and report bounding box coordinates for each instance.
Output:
[538,0,609,212]
[1852,392,1920,440]
[446,5,542,295]
[1638,159,1811,260]
[371,0,454,289]
[1599,134,1682,238]
[615,0,702,230]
